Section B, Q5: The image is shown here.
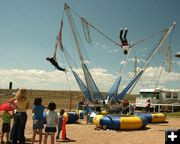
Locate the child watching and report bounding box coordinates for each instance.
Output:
[32,97,45,144]
[43,102,58,144]
[56,109,65,139]
[1,110,13,144]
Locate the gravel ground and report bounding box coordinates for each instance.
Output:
[0,110,180,144]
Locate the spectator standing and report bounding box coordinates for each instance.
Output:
[8,88,29,144]
[32,97,45,144]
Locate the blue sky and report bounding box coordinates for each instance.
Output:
[0,0,179,93]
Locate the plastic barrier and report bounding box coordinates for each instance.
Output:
[76,110,84,119]
[93,114,149,130]
[43,111,79,124]
[64,112,79,124]
[137,112,166,123]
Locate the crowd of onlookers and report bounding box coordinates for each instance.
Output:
[0,88,65,144]
[1,88,152,144]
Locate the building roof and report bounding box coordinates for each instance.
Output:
[140,88,180,93]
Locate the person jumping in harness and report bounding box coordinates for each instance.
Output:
[46,57,66,72]
[119,28,130,55]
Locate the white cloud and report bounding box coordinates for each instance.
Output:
[96,43,107,50]
[0,68,116,92]
[107,49,119,53]
[95,42,100,46]
[129,66,180,93]
[120,58,145,65]
[95,42,120,53]
[84,60,91,64]
[141,66,180,82]
[173,60,180,66]
[0,69,70,90]
[0,66,179,94]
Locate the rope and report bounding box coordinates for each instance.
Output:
[65,72,73,111]
[154,54,166,89]
[132,29,168,47]
[69,6,121,47]
[81,17,92,43]
[133,48,145,89]
[121,48,132,77]
[62,3,176,101]
[65,3,104,93]
[166,46,172,72]
[56,7,74,111]
[68,4,170,50]
[165,28,174,72]
[53,8,65,58]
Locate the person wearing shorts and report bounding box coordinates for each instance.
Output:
[1,111,12,144]
[43,102,58,144]
[32,97,45,144]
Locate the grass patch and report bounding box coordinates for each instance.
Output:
[165,112,180,118]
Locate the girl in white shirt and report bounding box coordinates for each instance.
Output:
[43,102,58,144]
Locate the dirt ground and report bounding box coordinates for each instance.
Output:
[0,110,180,144]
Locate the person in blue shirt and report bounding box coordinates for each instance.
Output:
[32,97,45,144]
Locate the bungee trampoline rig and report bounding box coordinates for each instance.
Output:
[46,2,176,129]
